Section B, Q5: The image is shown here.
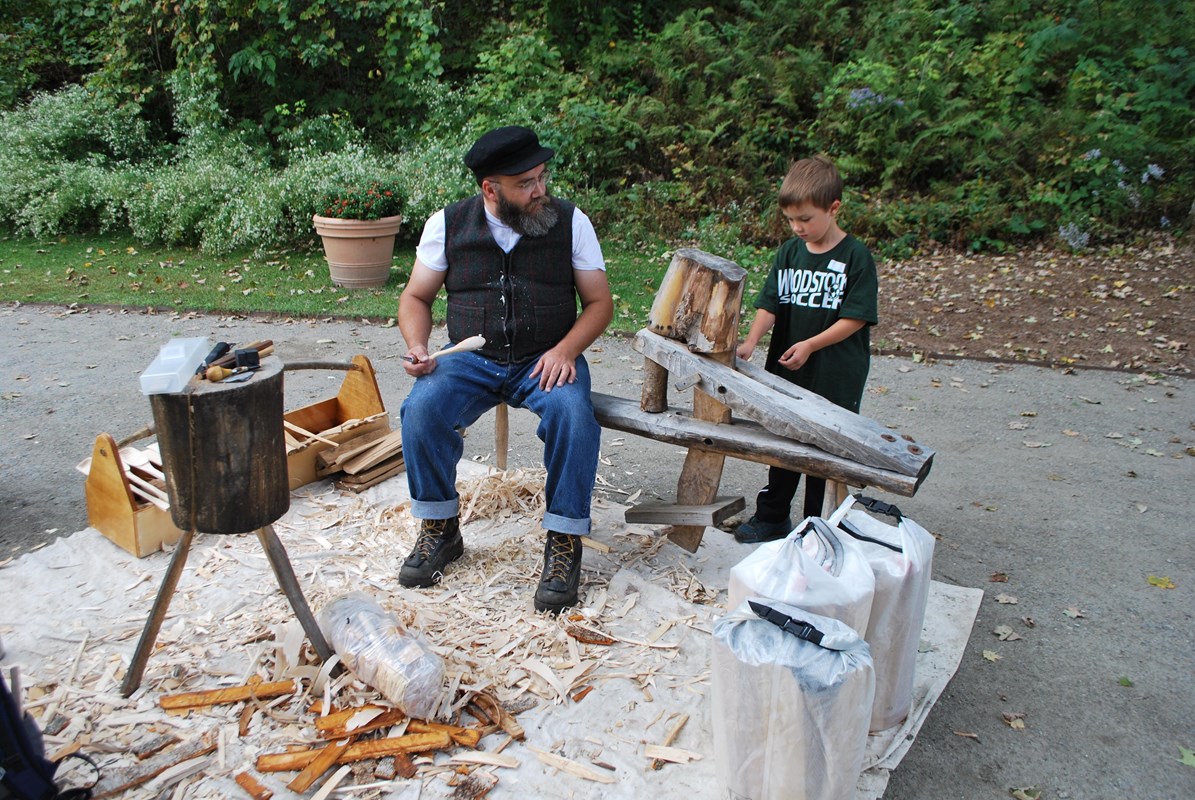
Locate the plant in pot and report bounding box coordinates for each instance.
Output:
[313,181,403,288]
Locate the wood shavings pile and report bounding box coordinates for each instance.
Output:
[5,464,724,799]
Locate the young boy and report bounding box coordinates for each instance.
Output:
[733,155,878,543]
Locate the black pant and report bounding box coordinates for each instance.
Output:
[755,466,826,523]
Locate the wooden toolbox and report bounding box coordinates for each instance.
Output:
[80,433,185,558]
[284,354,391,490]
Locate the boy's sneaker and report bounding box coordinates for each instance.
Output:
[534,531,583,614]
[400,517,463,588]
[733,515,793,544]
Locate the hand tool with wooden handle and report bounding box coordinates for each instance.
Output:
[197,342,231,375]
[403,334,486,363]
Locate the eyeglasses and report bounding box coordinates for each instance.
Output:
[503,170,550,193]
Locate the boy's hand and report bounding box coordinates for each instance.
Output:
[778,341,814,370]
[735,342,755,361]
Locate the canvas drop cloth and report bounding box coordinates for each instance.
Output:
[0,461,980,799]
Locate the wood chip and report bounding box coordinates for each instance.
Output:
[527,745,616,784]
[644,743,703,764]
[450,751,521,769]
[235,771,273,800]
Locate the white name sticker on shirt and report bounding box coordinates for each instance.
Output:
[827,259,847,274]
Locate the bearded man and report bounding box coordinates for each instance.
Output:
[396,126,613,614]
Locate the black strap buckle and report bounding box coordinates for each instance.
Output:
[748,600,825,646]
[855,493,902,521]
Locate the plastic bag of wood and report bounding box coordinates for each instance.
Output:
[711,599,874,800]
[826,494,936,732]
[728,516,875,637]
[319,592,445,721]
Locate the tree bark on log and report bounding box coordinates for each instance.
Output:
[647,248,747,353]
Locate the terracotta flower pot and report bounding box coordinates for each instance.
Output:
[312,214,402,289]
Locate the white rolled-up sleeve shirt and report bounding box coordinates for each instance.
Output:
[415,206,605,271]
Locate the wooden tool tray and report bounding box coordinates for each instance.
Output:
[283,354,391,490]
[79,434,184,558]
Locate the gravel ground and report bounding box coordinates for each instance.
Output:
[1,303,1193,799]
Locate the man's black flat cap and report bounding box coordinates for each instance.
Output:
[464,126,554,181]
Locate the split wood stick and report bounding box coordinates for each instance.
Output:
[314,703,388,731]
[255,731,454,772]
[234,771,273,800]
[316,707,406,739]
[450,752,520,769]
[159,679,296,711]
[92,736,217,798]
[650,713,690,770]
[644,743,703,764]
[115,424,155,449]
[527,745,616,784]
[287,736,355,793]
[407,719,482,748]
[310,765,351,800]
[470,692,525,741]
[283,420,340,447]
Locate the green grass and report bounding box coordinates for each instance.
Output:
[0,232,709,334]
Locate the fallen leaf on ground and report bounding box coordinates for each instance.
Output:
[993,625,1022,641]
[1023,440,1052,448]
[953,731,979,740]
[1063,607,1085,619]
[989,571,1009,582]
[1118,677,1134,687]
[1010,788,1041,800]
[995,594,1018,604]
[1179,746,1195,767]
[1021,616,1036,627]
[1147,575,1176,589]
[983,650,1002,662]
[1002,712,1027,730]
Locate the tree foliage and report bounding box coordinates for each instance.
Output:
[1,0,1192,254]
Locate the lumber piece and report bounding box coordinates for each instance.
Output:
[590,392,924,496]
[624,497,744,526]
[340,429,404,474]
[235,771,273,800]
[92,734,217,798]
[159,679,297,711]
[634,329,934,479]
[334,459,404,492]
[255,731,454,772]
[284,420,340,447]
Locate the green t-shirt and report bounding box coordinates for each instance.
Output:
[753,234,878,412]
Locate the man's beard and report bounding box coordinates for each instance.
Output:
[496,191,559,237]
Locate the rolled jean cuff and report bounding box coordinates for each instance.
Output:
[410,497,459,520]
[543,512,590,536]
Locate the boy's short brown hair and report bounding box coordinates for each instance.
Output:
[779,155,842,211]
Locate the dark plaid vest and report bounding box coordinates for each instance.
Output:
[443,194,577,363]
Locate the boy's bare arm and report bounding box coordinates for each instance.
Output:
[736,309,777,361]
[778,317,866,371]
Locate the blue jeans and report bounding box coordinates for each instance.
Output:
[400,351,601,535]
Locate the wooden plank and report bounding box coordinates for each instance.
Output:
[255,731,454,772]
[634,329,935,479]
[590,392,924,497]
[315,425,393,474]
[624,496,744,526]
[159,679,297,711]
[339,429,404,474]
[495,403,509,470]
[334,459,404,492]
[668,350,734,551]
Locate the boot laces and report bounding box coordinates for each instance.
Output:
[414,519,448,559]
[546,533,577,582]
